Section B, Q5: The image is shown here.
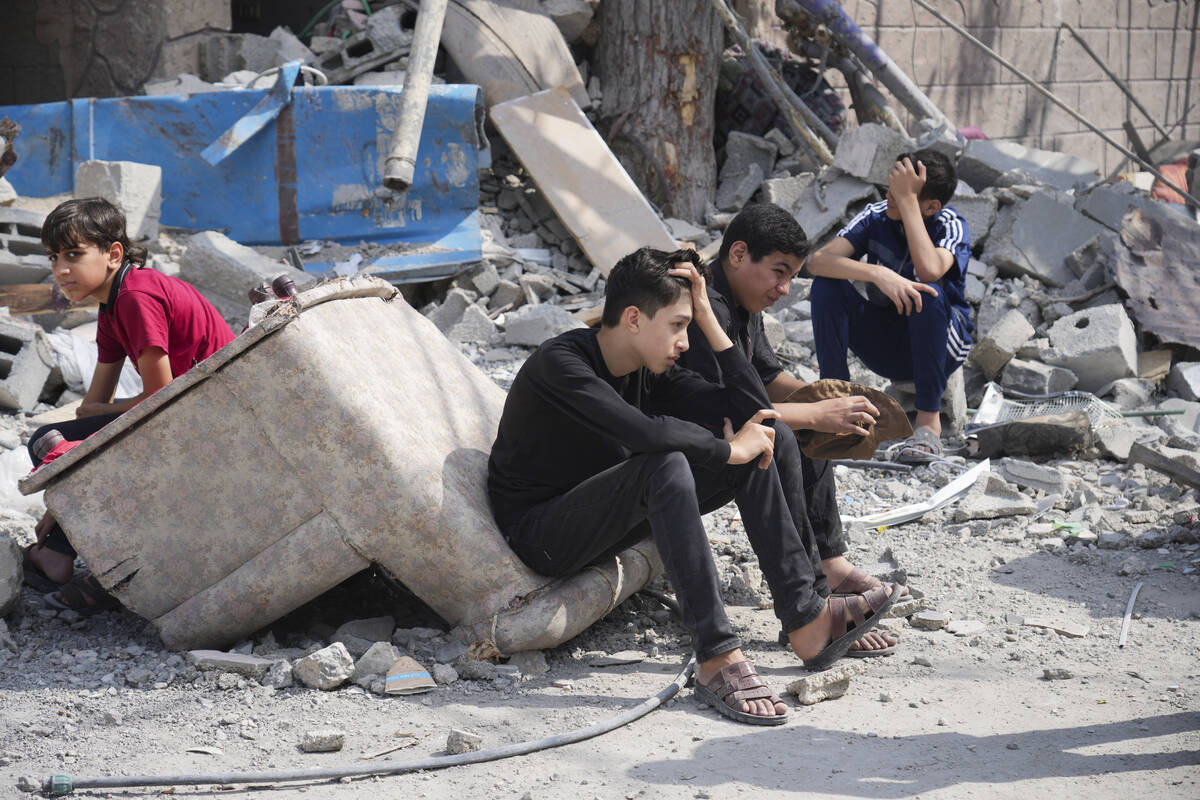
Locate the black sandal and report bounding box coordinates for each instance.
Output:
[44,574,118,617]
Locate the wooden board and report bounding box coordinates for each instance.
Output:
[0,284,97,316]
[490,88,678,276]
[440,0,588,109]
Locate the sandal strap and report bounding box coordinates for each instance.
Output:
[55,574,108,608]
[828,584,896,634]
[829,566,881,595]
[706,661,781,705]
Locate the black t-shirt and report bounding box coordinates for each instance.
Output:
[487,326,768,528]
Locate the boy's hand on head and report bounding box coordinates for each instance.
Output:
[723,409,780,469]
[668,262,713,322]
[807,396,879,436]
[872,267,939,315]
[888,157,926,201]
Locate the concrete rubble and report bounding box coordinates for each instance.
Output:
[0,8,1197,788]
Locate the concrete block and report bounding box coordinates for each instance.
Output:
[449,303,499,344]
[197,32,292,81]
[1156,398,1200,434]
[1044,304,1137,393]
[0,207,51,284]
[180,231,306,327]
[1000,358,1078,395]
[0,534,19,618]
[427,288,476,333]
[957,139,1100,192]
[968,308,1035,379]
[490,279,524,310]
[0,316,57,411]
[1167,362,1200,402]
[541,0,595,43]
[503,303,586,347]
[832,123,913,186]
[75,160,162,241]
[164,0,231,39]
[785,662,866,705]
[1106,378,1155,411]
[268,27,315,65]
[293,642,355,690]
[982,191,1106,288]
[760,173,815,214]
[793,173,878,242]
[950,193,997,250]
[716,132,776,211]
[186,650,275,679]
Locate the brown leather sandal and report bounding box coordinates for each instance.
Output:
[803,582,901,671]
[694,660,789,726]
[830,566,909,597]
[44,574,118,617]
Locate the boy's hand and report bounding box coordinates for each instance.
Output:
[872,267,938,315]
[806,396,879,436]
[35,510,55,546]
[889,157,926,202]
[723,409,780,469]
[76,401,113,418]
[668,262,714,323]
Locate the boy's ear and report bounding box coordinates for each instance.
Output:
[727,240,748,266]
[106,241,124,268]
[921,198,943,217]
[621,304,641,333]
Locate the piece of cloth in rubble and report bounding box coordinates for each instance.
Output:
[784,380,912,460]
[98,264,235,378]
[36,439,81,469]
[487,327,771,529]
[837,199,975,350]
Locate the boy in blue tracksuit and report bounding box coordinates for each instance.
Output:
[808,148,973,458]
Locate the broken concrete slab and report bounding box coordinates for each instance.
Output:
[957,139,1100,193]
[995,458,1066,496]
[1000,358,1078,395]
[717,132,777,212]
[427,288,476,333]
[186,650,276,679]
[832,123,913,186]
[504,303,586,347]
[792,172,878,242]
[450,304,499,344]
[293,642,355,690]
[0,316,57,411]
[75,160,162,241]
[1112,206,1200,351]
[951,193,998,251]
[967,308,1034,379]
[982,191,1106,288]
[1167,362,1200,402]
[785,662,866,705]
[1094,421,1136,461]
[1075,181,1181,232]
[953,472,1037,522]
[0,207,51,284]
[0,534,19,618]
[541,0,595,43]
[1044,304,1137,393]
[180,231,306,327]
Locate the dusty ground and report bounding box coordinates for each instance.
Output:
[2,350,1198,800]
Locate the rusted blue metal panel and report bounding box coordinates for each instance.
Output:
[0,82,484,280]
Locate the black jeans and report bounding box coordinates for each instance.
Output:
[500,451,827,663]
[27,412,122,557]
[772,425,846,562]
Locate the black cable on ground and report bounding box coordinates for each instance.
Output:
[34,592,695,797]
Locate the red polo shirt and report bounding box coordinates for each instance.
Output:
[97,267,235,377]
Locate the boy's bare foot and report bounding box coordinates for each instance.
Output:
[696,648,787,722]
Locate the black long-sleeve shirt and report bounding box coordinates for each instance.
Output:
[487,326,769,528]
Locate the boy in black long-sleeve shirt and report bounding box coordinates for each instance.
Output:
[488,247,896,725]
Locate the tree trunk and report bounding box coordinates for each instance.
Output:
[594,0,722,223]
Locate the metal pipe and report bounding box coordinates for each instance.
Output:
[383,0,448,191]
[779,0,956,135]
[910,0,1200,208]
[711,0,835,164]
[1060,23,1169,141]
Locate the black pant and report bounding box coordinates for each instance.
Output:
[500,451,827,662]
[27,412,122,557]
[772,425,846,562]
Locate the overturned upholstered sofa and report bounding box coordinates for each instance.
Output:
[20,277,660,652]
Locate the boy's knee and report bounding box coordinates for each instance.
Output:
[810,276,841,304]
[644,451,696,495]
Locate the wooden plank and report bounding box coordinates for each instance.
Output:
[441,0,588,109]
[0,284,98,316]
[490,88,678,277]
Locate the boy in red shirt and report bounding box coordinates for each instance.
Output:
[23,198,236,613]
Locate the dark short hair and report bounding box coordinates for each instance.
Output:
[718,203,810,264]
[898,148,957,207]
[41,197,147,267]
[602,247,708,328]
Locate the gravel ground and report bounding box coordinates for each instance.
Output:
[2,344,1198,800]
